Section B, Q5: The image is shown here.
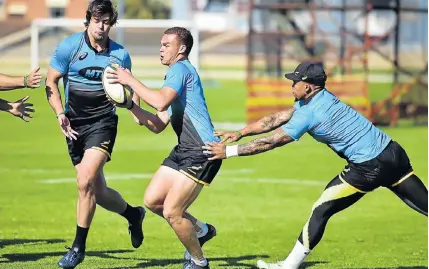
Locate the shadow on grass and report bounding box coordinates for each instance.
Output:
[0,238,65,249]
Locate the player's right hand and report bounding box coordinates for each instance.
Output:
[214,130,243,143]
[57,114,78,140]
[26,66,42,88]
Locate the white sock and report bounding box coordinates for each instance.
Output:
[191,256,208,267]
[283,240,310,268]
[195,220,208,238]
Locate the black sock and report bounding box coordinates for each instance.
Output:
[121,203,140,223]
[72,225,89,253]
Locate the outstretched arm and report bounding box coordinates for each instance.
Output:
[203,128,294,160]
[0,67,42,90]
[216,108,295,143]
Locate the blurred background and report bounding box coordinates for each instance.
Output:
[0,0,427,126]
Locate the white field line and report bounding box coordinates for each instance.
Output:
[37,173,324,186]
[1,167,323,186]
[36,169,255,184]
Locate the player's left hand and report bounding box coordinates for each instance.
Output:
[202,142,227,160]
[105,65,134,86]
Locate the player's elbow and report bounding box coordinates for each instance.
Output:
[154,103,168,112]
[153,97,170,112]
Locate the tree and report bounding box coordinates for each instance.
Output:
[113,0,171,19]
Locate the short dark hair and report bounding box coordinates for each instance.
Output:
[164,27,194,56]
[84,0,118,27]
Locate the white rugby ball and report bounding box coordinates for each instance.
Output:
[102,65,133,106]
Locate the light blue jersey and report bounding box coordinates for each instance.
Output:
[164,59,220,149]
[281,89,391,163]
[50,31,131,122]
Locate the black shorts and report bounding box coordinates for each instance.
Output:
[340,140,414,192]
[66,115,118,166]
[162,145,222,186]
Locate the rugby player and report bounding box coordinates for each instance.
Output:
[45,1,144,268]
[203,62,428,269]
[106,27,220,269]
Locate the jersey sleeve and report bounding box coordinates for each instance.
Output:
[162,63,187,95]
[280,108,313,140]
[49,38,76,75]
[122,51,132,71]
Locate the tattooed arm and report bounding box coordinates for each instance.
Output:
[203,128,294,160]
[241,108,295,136]
[215,108,295,143]
[237,129,294,156]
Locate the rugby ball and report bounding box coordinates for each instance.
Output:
[102,65,133,107]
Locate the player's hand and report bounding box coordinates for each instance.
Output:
[7,96,35,122]
[26,66,42,88]
[202,142,227,160]
[215,130,243,143]
[57,114,78,140]
[105,65,134,86]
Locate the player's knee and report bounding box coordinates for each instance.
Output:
[311,204,332,223]
[144,197,160,212]
[77,169,97,195]
[163,207,183,225]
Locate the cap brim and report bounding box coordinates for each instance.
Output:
[284,73,300,81]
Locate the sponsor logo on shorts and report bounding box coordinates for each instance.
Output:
[100,140,110,149]
[187,165,203,175]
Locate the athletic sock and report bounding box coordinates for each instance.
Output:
[72,225,89,253]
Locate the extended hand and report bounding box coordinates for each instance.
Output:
[202,142,227,160]
[8,96,35,122]
[26,66,42,88]
[57,114,78,140]
[214,130,243,143]
[105,65,134,86]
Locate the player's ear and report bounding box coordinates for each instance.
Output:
[305,83,312,94]
[179,45,187,54]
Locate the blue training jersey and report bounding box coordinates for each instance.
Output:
[164,59,220,149]
[281,89,391,163]
[50,31,132,123]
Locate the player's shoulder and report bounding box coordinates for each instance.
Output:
[109,40,131,58]
[169,60,192,74]
[109,39,127,52]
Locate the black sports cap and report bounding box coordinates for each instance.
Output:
[284,62,327,86]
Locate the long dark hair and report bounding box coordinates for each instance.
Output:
[84,0,118,27]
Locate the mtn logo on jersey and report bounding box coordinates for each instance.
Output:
[78,67,104,81]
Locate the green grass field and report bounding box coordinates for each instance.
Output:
[0,80,427,269]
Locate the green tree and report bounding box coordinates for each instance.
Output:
[113,0,171,19]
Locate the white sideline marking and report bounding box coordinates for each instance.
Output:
[38,169,255,184]
[38,172,324,187]
[41,175,324,186]
[40,173,154,184]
